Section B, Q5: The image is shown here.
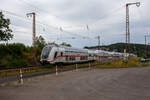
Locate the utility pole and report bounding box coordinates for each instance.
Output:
[126,2,140,57]
[145,35,147,45]
[98,36,100,50]
[148,43,150,58]
[145,35,150,58]
[145,35,147,58]
[26,12,37,64]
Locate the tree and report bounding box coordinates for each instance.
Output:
[36,35,46,48]
[0,12,13,41]
[36,35,46,61]
[60,42,72,47]
[47,42,58,46]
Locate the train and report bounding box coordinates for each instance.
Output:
[40,45,136,64]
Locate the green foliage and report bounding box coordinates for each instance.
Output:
[0,12,13,41]
[0,36,47,68]
[0,43,26,57]
[36,35,46,62]
[47,42,58,46]
[96,58,150,68]
[0,43,32,68]
[36,35,46,48]
[84,43,148,57]
[60,42,72,47]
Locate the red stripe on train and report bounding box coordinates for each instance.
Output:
[47,55,120,63]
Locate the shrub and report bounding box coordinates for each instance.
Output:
[0,43,34,68]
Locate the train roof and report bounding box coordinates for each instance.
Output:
[62,46,88,53]
[44,45,136,56]
[45,45,89,53]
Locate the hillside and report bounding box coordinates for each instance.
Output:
[84,43,150,57]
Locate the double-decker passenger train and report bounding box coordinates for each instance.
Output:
[40,45,136,64]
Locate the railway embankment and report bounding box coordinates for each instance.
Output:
[96,58,150,68]
[0,58,150,85]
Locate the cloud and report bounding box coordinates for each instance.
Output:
[0,0,149,48]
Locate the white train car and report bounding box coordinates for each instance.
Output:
[41,45,94,64]
[40,45,136,64]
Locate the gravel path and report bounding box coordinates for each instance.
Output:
[0,67,150,100]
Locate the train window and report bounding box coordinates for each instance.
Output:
[69,57,71,60]
[61,52,63,56]
[80,56,87,60]
[54,52,57,59]
[72,57,75,60]
[66,56,68,61]
[41,47,52,59]
[68,57,75,61]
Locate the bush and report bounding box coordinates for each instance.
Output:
[11,59,28,67]
[0,43,34,68]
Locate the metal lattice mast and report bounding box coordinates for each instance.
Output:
[126,4,129,53]
[145,35,150,58]
[98,36,100,50]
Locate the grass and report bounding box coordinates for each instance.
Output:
[96,57,150,68]
[1,58,150,77]
[0,62,93,77]
[0,71,19,77]
[0,67,55,77]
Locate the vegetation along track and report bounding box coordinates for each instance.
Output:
[1,57,146,84]
[0,61,103,84]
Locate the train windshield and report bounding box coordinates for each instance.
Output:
[41,46,52,59]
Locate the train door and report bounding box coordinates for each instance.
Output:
[53,51,61,63]
[55,51,64,62]
[59,51,63,62]
[54,52,58,59]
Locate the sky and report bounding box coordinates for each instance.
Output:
[0,0,150,48]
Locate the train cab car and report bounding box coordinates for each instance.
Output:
[41,45,92,64]
[40,45,65,64]
[40,45,53,64]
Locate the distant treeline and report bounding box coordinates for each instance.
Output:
[84,43,150,58]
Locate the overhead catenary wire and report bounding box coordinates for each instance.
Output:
[3,0,127,38]
[11,23,97,46]
[0,9,92,39]
[17,0,126,32]
[0,1,136,46]
[11,23,123,47]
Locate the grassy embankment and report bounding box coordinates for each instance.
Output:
[1,58,150,77]
[0,67,55,77]
[96,57,150,68]
[0,62,95,77]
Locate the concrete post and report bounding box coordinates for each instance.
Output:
[89,62,91,69]
[76,64,78,71]
[56,65,58,75]
[19,69,23,84]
